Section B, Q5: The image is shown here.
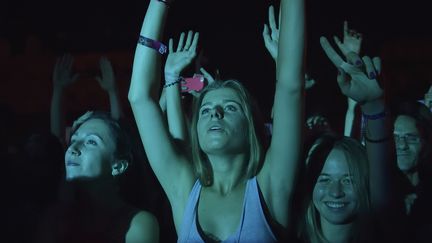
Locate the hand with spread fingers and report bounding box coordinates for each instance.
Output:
[333,21,363,56]
[320,36,382,105]
[263,5,280,62]
[164,30,199,77]
[96,57,117,93]
[53,54,80,90]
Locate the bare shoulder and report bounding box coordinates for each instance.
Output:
[126,210,159,243]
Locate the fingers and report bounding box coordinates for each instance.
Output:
[333,35,346,55]
[336,67,349,89]
[268,5,277,31]
[173,31,198,53]
[320,36,344,67]
[372,57,381,75]
[168,38,174,53]
[200,67,215,84]
[343,20,348,37]
[189,32,199,53]
[362,56,377,79]
[176,32,186,52]
[183,30,193,51]
[345,51,363,67]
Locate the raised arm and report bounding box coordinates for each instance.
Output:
[164,30,199,140]
[127,0,195,228]
[320,37,395,211]
[96,56,123,120]
[332,21,364,137]
[50,54,79,143]
[258,0,305,228]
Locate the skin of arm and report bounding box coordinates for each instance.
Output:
[320,37,396,213]
[164,31,199,141]
[50,54,79,143]
[128,0,195,232]
[257,0,305,229]
[333,21,363,137]
[96,56,124,120]
[125,211,160,243]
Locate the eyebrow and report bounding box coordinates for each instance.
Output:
[72,132,105,142]
[319,173,351,177]
[201,99,242,108]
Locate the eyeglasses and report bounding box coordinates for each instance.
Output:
[393,133,421,144]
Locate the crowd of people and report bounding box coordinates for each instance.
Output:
[2,0,432,242]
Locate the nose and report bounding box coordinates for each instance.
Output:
[210,106,224,119]
[328,181,345,198]
[67,141,82,156]
[395,136,409,150]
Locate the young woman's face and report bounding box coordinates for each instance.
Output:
[65,119,116,180]
[313,148,359,225]
[197,88,248,155]
[394,115,423,174]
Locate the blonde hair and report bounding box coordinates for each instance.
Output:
[189,79,267,186]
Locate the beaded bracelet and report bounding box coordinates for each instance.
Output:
[164,79,182,88]
[138,35,167,55]
[364,135,392,143]
[362,110,388,120]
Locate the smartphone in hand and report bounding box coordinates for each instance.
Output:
[181,74,204,92]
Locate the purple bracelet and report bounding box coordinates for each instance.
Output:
[138,35,167,55]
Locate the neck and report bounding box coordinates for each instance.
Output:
[405,170,420,187]
[62,177,123,207]
[320,218,355,243]
[206,153,248,195]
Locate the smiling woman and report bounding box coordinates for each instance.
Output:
[299,134,371,242]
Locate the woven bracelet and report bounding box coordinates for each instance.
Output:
[138,35,167,55]
[164,80,181,88]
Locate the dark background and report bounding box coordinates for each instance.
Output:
[1,0,431,128]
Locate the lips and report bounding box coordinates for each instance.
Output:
[207,123,225,132]
[66,161,80,166]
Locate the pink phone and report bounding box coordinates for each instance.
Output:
[181,74,204,92]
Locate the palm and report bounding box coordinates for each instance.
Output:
[334,21,362,56]
[164,31,199,75]
[53,54,78,88]
[97,57,116,92]
[338,63,383,103]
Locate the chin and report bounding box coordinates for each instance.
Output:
[322,214,356,225]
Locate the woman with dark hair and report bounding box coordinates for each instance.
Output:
[35,111,159,243]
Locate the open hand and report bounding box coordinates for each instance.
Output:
[53,54,79,89]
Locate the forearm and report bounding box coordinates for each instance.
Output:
[108,90,124,120]
[166,84,188,141]
[362,99,396,209]
[50,88,65,141]
[129,0,169,103]
[344,107,355,137]
[276,0,305,86]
